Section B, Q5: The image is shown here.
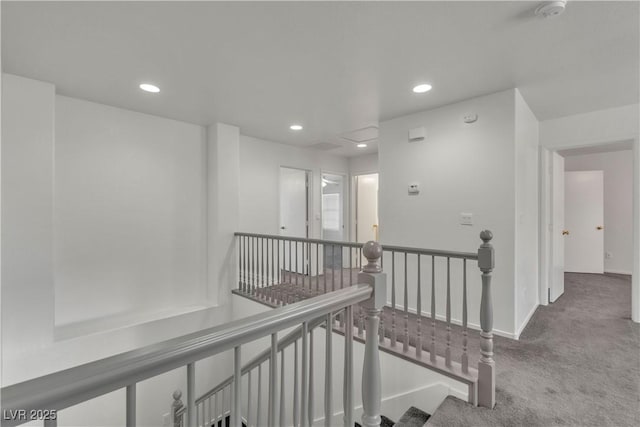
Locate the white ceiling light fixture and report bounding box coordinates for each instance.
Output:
[412,83,432,94]
[290,124,303,131]
[139,83,160,93]
[356,143,367,148]
[535,1,567,18]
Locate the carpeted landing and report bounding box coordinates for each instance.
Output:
[427,273,640,427]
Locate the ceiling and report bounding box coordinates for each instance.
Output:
[2,1,639,156]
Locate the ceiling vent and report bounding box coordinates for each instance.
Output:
[535,1,567,18]
[340,126,379,144]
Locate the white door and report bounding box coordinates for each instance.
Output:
[550,152,565,302]
[355,173,379,243]
[279,167,308,238]
[564,171,604,273]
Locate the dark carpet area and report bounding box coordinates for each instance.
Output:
[427,273,640,427]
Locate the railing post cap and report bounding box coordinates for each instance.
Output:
[480,230,493,243]
[362,241,382,273]
[173,390,182,401]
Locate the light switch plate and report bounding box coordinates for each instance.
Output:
[460,213,473,225]
[408,183,419,195]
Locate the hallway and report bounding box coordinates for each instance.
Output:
[428,273,640,426]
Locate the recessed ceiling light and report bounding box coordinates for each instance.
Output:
[412,84,432,94]
[356,143,367,148]
[139,83,160,93]
[290,124,303,131]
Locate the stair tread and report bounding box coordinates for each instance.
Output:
[395,406,431,427]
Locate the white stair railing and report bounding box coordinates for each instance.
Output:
[1,242,386,427]
[183,242,387,427]
[234,231,496,409]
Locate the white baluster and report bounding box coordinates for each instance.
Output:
[446,257,452,368]
[294,340,300,427]
[430,256,436,364]
[187,363,195,427]
[416,254,422,358]
[280,349,286,427]
[308,329,315,427]
[403,252,409,352]
[268,333,278,427]
[301,322,309,427]
[391,251,396,347]
[257,364,263,426]
[324,313,333,427]
[462,259,469,374]
[232,346,241,427]
[247,371,252,427]
[214,392,219,426]
[126,384,136,427]
[343,306,354,427]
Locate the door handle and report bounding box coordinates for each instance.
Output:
[596,226,603,230]
[562,230,570,236]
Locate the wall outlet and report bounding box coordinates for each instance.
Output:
[605,252,613,259]
[408,183,420,195]
[460,213,473,226]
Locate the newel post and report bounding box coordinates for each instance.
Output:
[358,241,386,427]
[477,230,495,409]
[171,390,185,427]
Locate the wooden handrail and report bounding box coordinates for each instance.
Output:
[234,232,478,260]
[1,285,373,427]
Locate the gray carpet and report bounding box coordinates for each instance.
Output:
[396,406,431,427]
[427,273,640,427]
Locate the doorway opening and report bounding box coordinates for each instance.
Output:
[279,167,310,275]
[542,140,636,309]
[354,173,379,243]
[321,172,346,270]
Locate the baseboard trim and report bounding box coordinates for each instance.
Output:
[604,269,633,276]
[515,303,539,340]
[387,301,518,339]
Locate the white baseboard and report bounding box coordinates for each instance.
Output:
[515,303,539,340]
[385,301,518,339]
[604,269,632,276]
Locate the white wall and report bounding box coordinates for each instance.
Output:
[55,96,209,327]
[564,150,634,275]
[1,73,56,359]
[2,75,235,426]
[238,135,349,239]
[514,90,540,334]
[349,153,378,176]
[378,89,517,336]
[540,104,639,149]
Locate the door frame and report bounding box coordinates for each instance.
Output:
[539,137,639,323]
[278,166,311,238]
[320,170,348,241]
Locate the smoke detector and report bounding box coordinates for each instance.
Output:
[535,1,567,18]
